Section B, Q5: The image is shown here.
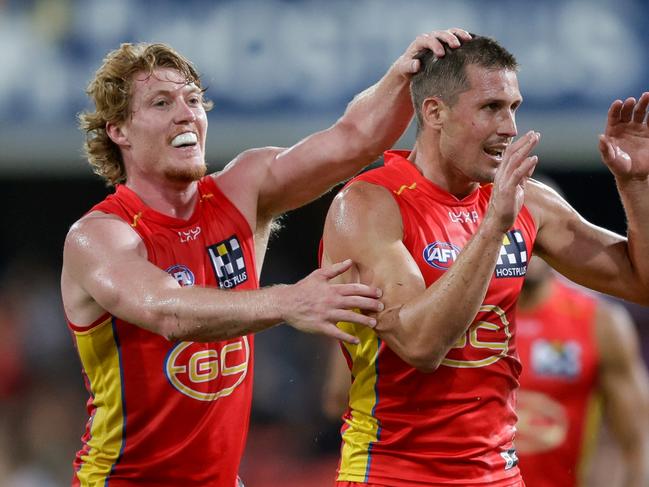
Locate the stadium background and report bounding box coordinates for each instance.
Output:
[1,0,648,485]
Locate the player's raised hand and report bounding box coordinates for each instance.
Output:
[280,259,383,344]
[599,92,649,180]
[395,28,472,77]
[488,131,541,232]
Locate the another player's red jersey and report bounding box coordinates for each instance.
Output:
[516,280,600,487]
[334,151,537,486]
[68,176,258,487]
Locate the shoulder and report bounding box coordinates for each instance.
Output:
[215,147,285,185]
[324,180,403,260]
[64,211,145,262]
[330,180,401,229]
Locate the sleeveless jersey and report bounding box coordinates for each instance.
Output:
[516,280,600,487]
[68,176,258,487]
[335,150,537,486]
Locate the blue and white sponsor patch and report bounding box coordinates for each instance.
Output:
[494,229,527,278]
[423,241,461,270]
[207,235,248,289]
[166,264,195,287]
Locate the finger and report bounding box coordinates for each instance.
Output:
[335,283,383,298]
[504,131,540,167]
[417,34,446,58]
[448,28,472,42]
[632,92,649,124]
[512,155,539,183]
[332,310,377,329]
[432,30,462,49]
[320,259,353,279]
[619,97,636,123]
[607,99,623,125]
[324,326,360,345]
[339,296,384,313]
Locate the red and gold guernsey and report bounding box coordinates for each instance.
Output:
[516,280,600,487]
[334,151,537,486]
[67,175,258,487]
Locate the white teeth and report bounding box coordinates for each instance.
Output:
[171,132,198,147]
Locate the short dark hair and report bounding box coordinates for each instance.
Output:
[410,34,518,131]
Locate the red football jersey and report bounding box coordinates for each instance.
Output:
[334,151,537,486]
[68,176,258,487]
[516,280,600,487]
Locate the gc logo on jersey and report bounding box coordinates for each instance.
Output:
[423,241,461,270]
[207,235,248,289]
[165,337,250,401]
[166,264,195,287]
[494,229,527,278]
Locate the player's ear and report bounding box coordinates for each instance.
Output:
[421,97,445,130]
[106,121,131,148]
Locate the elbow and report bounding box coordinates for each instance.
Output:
[138,295,188,341]
[401,346,446,374]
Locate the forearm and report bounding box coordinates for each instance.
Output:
[377,218,506,371]
[141,284,289,341]
[617,177,649,300]
[340,65,413,158]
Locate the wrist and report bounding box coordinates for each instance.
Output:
[268,284,292,323]
[616,174,649,193]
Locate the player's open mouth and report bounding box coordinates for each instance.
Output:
[171,132,198,148]
[483,146,505,160]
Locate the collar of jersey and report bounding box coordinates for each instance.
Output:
[383,150,483,207]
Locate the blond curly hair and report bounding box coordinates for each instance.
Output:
[79,43,213,186]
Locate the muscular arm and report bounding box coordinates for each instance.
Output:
[323,182,506,372]
[216,30,472,228]
[526,180,649,304]
[61,213,382,343]
[596,301,649,487]
[531,94,649,305]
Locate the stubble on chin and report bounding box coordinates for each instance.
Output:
[164,163,208,184]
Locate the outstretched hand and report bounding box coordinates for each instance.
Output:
[395,28,472,77]
[282,259,383,344]
[599,92,649,181]
[488,131,541,232]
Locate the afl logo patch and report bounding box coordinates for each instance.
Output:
[166,264,195,287]
[164,337,250,401]
[423,242,461,270]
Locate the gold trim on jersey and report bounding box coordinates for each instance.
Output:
[337,320,382,482]
[577,391,603,485]
[72,315,126,485]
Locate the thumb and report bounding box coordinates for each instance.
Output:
[320,259,353,280]
[598,135,615,164]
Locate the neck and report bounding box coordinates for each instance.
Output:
[518,277,553,311]
[125,175,200,220]
[410,138,479,199]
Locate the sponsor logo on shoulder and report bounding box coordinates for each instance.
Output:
[494,229,527,278]
[166,264,195,287]
[207,235,248,289]
[423,241,461,270]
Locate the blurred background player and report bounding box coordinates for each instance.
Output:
[515,255,649,487]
